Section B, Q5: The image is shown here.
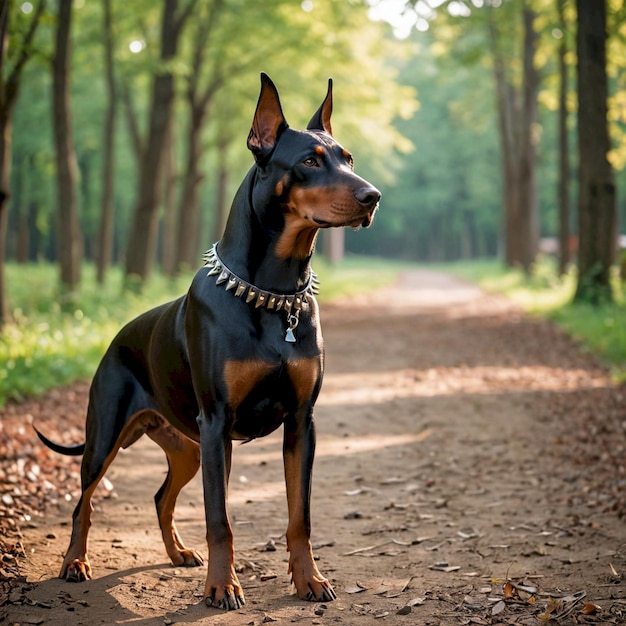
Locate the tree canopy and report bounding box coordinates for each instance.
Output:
[2,0,625,310]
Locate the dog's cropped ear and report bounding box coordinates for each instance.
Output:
[307,78,333,136]
[247,73,288,162]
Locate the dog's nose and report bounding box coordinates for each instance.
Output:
[355,186,381,209]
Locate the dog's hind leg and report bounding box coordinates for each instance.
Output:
[147,422,204,567]
[61,451,115,581]
[60,404,159,582]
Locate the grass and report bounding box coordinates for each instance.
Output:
[441,256,626,382]
[0,256,403,406]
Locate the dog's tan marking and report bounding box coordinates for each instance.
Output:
[277,185,351,260]
[274,174,288,198]
[314,145,325,155]
[275,213,319,260]
[223,359,275,408]
[286,358,320,405]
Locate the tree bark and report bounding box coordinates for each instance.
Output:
[488,8,519,267]
[487,3,539,273]
[52,0,82,293]
[176,102,206,270]
[97,0,116,284]
[574,0,617,304]
[557,0,570,275]
[161,118,177,276]
[124,0,197,285]
[517,6,539,273]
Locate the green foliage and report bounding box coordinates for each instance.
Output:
[350,25,502,262]
[0,257,405,406]
[1,263,194,404]
[8,0,418,265]
[442,257,626,381]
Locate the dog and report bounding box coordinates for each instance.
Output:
[35,73,380,610]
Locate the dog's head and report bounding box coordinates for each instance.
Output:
[247,73,381,260]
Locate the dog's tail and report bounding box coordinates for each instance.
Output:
[33,426,85,456]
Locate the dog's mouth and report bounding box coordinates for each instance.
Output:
[313,206,378,229]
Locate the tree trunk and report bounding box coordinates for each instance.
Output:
[488,9,519,267]
[557,0,570,275]
[322,230,344,263]
[175,104,205,270]
[52,0,82,293]
[97,0,116,284]
[174,0,223,272]
[517,6,539,273]
[0,117,10,324]
[125,0,196,285]
[0,0,45,325]
[488,3,539,273]
[574,0,616,304]
[213,133,229,242]
[161,118,177,276]
[14,155,28,262]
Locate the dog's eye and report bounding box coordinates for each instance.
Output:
[303,157,319,167]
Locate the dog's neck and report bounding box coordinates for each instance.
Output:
[218,169,318,294]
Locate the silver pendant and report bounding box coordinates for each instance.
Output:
[285,312,300,343]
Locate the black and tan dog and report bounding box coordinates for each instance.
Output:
[35,74,380,610]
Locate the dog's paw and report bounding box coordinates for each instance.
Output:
[297,578,337,603]
[289,556,336,603]
[172,548,204,567]
[62,558,92,582]
[204,585,245,611]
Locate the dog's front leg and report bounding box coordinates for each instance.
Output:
[197,409,244,610]
[283,410,336,603]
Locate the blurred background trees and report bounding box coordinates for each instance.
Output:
[1,0,625,320]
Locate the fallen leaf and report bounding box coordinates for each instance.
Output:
[503,582,514,599]
[582,602,600,615]
[491,600,505,616]
[429,563,460,573]
[344,581,368,594]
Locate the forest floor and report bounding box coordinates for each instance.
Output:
[1,270,626,626]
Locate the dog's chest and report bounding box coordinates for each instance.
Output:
[224,357,320,440]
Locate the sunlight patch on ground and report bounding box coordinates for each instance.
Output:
[317,366,611,406]
[234,430,432,469]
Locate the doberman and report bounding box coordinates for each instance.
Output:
[35,73,380,610]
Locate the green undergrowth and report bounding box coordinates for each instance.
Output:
[0,257,402,406]
[441,256,626,382]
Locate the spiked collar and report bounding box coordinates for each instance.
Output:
[202,242,319,342]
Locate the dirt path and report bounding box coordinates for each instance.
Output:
[2,270,626,625]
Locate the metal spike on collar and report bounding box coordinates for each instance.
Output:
[202,242,318,343]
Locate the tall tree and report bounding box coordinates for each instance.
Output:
[0,0,46,325]
[556,0,570,276]
[96,0,116,284]
[175,0,223,272]
[124,0,197,285]
[574,0,616,304]
[488,1,539,273]
[52,0,82,293]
